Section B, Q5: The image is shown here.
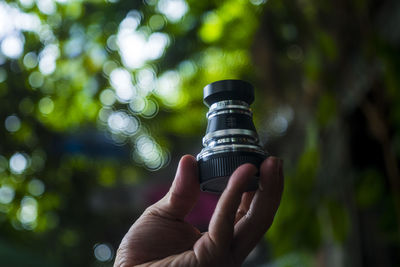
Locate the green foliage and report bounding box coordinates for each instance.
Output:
[1,0,399,266]
[356,169,385,209]
[316,92,337,127]
[268,125,322,255]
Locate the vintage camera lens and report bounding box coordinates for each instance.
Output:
[197,80,268,193]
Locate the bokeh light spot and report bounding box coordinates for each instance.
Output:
[9,152,28,174]
[178,60,197,77]
[102,60,118,76]
[268,106,294,136]
[28,71,44,88]
[106,35,118,51]
[93,243,114,262]
[110,68,136,103]
[141,99,158,118]
[38,97,54,115]
[19,0,35,8]
[36,0,56,15]
[129,97,147,114]
[117,13,169,70]
[135,135,165,170]
[120,15,140,31]
[137,68,156,95]
[64,37,84,58]
[39,44,59,75]
[146,32,169,60]
[155,70,182,107]
[157,0,188,23]
[0,185,15,204]
[23,52,38,69]
[108,112,128,133]
[27,179,45,196]
[98,107,112,124]
[125,116,140,135]
[199,11,222,43]
[100,89,116,106]
[149,14,165,30]
[5,115,21,133]
[271,115,288,135]
[0,2,40,40]
[1,34,24,59]
[89,46,107,68]
[117,31,147,69]
[17,196,38,224]
[107,111,139,136]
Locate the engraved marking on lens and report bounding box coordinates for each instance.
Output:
[202,128,258,146]
[209,100,249,111]
[208,137,257,147]
[207,109,252,119]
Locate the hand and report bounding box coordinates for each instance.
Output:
[114,155,284,267]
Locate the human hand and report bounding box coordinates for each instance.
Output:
[114,155,284,267]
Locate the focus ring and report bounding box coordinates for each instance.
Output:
[198,152,267,184]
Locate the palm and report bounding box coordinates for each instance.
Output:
[124,210,201,264]
[115,155,283,266]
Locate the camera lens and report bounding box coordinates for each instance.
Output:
[197,80,268,193]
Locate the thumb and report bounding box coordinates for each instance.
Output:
[151,155,200,220]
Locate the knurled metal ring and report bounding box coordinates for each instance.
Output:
[197,144,267,160]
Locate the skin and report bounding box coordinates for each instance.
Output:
[114,155,284,267]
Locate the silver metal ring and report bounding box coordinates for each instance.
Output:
[209,100,249,112]
[197,144,267,160]
[207,137,258,147]
[210,104,251,112]
[207,109,253,119]
[202,129,258,146]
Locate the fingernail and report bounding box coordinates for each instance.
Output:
[258,180,264,191]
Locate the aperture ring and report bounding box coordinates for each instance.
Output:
[207,109,253,119]
[197,144,267,160]
[202,129,259,146]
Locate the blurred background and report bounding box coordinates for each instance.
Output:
[0,0,399,266]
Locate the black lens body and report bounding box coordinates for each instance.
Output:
[197,80,268,193]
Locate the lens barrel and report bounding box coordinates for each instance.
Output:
[197,80,268,193]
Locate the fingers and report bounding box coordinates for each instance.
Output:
[232,157,284,262]
[234,191,255,224]
[150,155,200,220]
[208,164,258,248]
